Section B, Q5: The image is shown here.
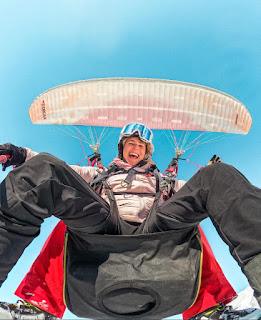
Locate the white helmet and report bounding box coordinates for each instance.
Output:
[118,122,154,160]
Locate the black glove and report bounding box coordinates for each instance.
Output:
[0,143,27,171]
[207,154,222,166]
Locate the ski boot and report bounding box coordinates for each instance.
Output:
[189,303,261,320]
[0,300,56,319]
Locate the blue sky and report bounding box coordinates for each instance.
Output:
[0,1,261,319]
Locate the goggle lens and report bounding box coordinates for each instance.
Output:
[121,123,153,142]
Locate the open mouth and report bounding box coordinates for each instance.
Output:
[129,153,139,159]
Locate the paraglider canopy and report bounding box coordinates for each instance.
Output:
[29,78,252,134]
[28,78,252,173]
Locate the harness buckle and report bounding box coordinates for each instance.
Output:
[160,180,168,188]
[121,180,132,188]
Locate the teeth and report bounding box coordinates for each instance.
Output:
[130,153,138,158]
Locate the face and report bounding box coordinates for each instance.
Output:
[123,137,147,166]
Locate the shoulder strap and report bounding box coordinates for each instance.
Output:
[121,160,148,187]
[90,164,121,187]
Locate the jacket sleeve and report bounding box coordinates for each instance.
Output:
[25,147,39,161]
[173,178,186,192]
[25,148,98,184]
[69,165,98,183]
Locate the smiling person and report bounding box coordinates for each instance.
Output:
[123,136,147,165]
[0,123,260,320]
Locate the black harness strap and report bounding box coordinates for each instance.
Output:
[152,163,177,200]
[151,167,165,192]
[121,168,137,187]
[122,160,148,186]
[102,179,122,233]
[113,192,156,197]
[101,163,163,234]
[141,173,163,234]
[90,164,121,188]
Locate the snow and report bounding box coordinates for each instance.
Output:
[228,285,260,309]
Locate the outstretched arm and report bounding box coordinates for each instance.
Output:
[0,143,98,184]
[0,143,27,171]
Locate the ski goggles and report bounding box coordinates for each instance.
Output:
[120,123,153,143]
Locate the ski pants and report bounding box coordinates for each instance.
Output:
[0,153,260,305]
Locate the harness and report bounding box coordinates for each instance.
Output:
[63,156,203,319]
[89,160,177,233]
